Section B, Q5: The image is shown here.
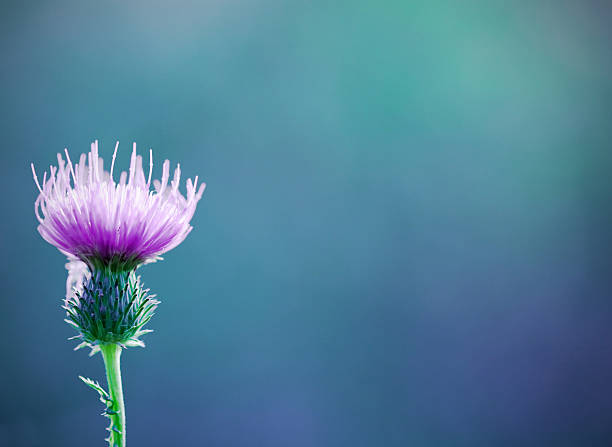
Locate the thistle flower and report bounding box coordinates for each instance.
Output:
[32,140,205,272]
[31,140,206,447]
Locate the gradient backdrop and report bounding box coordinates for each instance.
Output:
[1,1,612,446]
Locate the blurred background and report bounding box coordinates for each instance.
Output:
[1,1,612,446]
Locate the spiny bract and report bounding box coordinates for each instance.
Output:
[64,268,159,355]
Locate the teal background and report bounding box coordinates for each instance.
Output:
[1,1,612,446]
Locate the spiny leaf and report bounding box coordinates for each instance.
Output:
[79,376,111,405]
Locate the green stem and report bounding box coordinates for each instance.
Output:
[101,343,126,447]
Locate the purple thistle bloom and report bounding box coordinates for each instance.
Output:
[32,140,206,272]
[31,140,206,447]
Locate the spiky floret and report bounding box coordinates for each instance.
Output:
[64,268,160,355]
[31,140,206,272]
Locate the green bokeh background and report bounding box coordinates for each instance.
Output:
[1,1,612,446]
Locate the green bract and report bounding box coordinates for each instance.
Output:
[64,268,159,355]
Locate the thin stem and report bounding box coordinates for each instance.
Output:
[101,343,126,447]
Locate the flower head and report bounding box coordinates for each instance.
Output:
[32,141,206,272]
